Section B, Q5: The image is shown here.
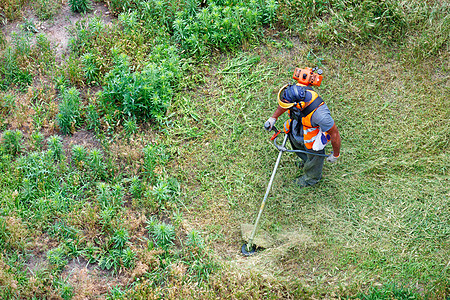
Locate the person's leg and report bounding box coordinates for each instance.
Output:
[288,133,307,165]
[289,134,325,186]
[301,151,325,186]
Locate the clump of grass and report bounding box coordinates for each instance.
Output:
[81,52,99,84]
[47,135,63,161]
[99,49,179,124]
[173,2,261,56]
[357,283,420,299]
[1,130,22,156]
[71,144,86,168]
[0,0,27,22]
[1,46,33,91]
[34,0,62,20]
[56,87,82,135]
[47,246,68,271]
[69,0,92,13]
[88,148,106,180]
[98,247,136,275]
[30,131,44,151]
[146,220,175,250]
[123,117,138,139]
[85,103,101,132]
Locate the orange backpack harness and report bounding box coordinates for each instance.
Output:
[282,86,329,149]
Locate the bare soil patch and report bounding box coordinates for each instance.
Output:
[1,1,114,60]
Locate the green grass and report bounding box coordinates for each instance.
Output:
[0,0,448,298]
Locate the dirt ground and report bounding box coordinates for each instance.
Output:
[1,1,114,60]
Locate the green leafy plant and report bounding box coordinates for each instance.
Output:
[0,93,15,115]
[16,151,58,202]
[147,221,175,250]
[88,149,106,179]
[57,279,75,300]
[186,230,204,252]
[123,117,138,139]
[47,246,68,271]
[11,28,32,56]
[56,87,82,135]
[118,11,139,34]
[85,103,101,132]
[99,206,115,232]
[150,179,171,209]
[1,130,22,156]
[99,49,179,123]
[47,135,63,161]
[173,2,260,56]
[129,176,142,198]
[259,0,279,27]
[81,52,99,84]
[111,228,129,249]
[30,131,44,151]
[142,144,157,180]
[97,182,123,209]
[71,144,87,168]
[139,0,177,31]
[98,247,135,275]
[69,0,92,13]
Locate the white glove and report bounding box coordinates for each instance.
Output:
[327,154,340,163]
[264,117,277,131]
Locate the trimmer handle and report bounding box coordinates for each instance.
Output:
[264,122,280,141]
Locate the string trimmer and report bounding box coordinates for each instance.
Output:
[241,123,330,256]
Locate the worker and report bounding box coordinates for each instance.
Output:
[265,68,341,188]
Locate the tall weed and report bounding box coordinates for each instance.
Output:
[147,221,175,250]
[69,0,92,13]
[47,135,64,161]
[99,49,179,123]
[1,130,22,156]
[56,87,82,135]
[173,2,260,56]
[81,52,99,84]
[279,0,407,43]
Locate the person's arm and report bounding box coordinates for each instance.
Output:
[272,105,287,119]
[266,105,287,130]
[327,123,341,161]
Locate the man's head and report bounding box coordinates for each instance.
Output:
[277,84,306,109]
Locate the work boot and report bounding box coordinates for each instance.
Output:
[293,176,310,188]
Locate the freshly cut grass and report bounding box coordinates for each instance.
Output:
[0,0,448,298]
[166,41,449,297]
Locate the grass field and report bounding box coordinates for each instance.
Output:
[0,0,449,299]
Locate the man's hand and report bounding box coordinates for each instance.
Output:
[264,117,277,131]
[327,154,340,163]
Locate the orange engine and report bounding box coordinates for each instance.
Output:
[293,67,323,87]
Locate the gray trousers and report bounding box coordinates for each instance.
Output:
[288,132,325,186]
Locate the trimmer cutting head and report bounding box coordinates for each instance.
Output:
[241,244,256,256]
